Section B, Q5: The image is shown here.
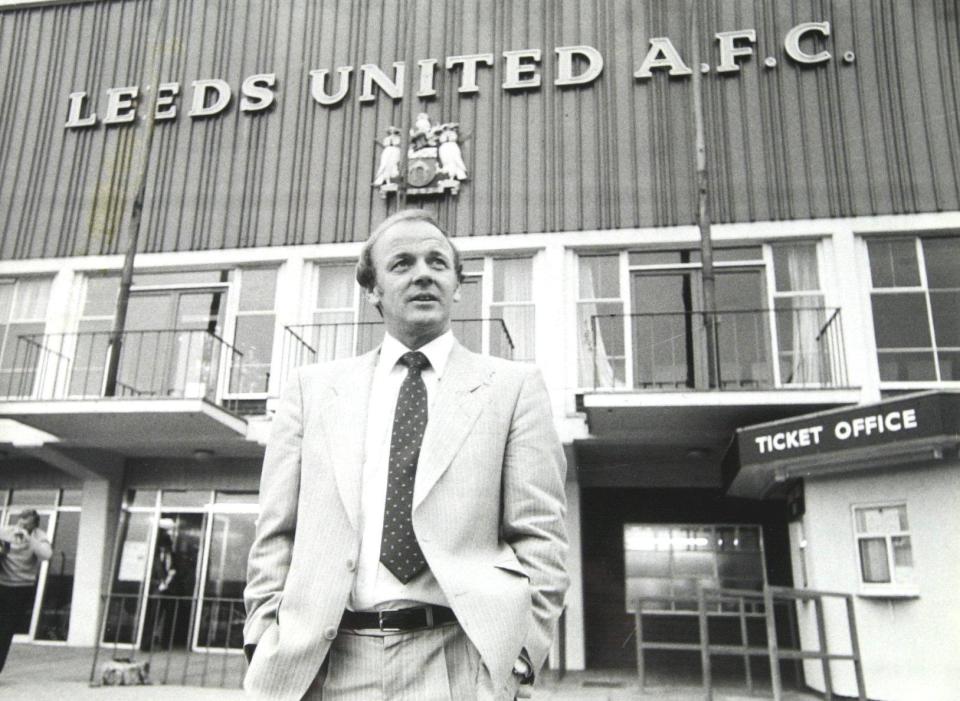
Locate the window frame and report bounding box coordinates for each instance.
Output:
[303,254,537,363]
[573,241,829,390]
[850,501,919,598]
[224,266,280,399]
[0,276,54,398]
[866,235,960,387]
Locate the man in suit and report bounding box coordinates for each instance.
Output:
[244,208,568,700]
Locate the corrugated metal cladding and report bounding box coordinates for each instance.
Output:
[0,0,958,259]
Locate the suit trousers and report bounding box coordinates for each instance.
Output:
[301,622,519,701]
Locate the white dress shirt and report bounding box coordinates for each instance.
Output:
[348,330,455,612]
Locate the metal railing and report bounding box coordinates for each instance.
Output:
[632,585,865,700]
[91,592,246,689]
[279,318,514,390]
[590,308,848,390]
[0,329,243,404]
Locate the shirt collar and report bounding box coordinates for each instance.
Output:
[378,329,455,379]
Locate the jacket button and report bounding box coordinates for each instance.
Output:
[346,558,356,571]
[324,626,338,640]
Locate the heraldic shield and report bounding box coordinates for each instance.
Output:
[407,151,438,188]
[373,113,468,198]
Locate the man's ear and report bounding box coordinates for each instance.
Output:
[453,282,462,303]
[366,286,382,307]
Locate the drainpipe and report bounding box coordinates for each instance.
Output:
[689,0,719,388]
[104,1,171,396]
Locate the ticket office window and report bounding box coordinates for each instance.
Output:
[853,503,916,594]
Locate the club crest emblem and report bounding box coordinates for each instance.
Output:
[373,113,468,198]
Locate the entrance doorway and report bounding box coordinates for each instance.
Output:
[103,490,257,652]
[580,488,794,672]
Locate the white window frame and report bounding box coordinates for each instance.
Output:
[866,235,960,388]
[223,267,280,400]
[303,254,537,361]
[0,276,54,398]
[851,501,918,598]
[573,243,828,390]
[1,489,81,645]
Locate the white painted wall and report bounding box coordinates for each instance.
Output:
[794,461,960,700]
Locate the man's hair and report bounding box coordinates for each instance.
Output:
[17,509,40,530]
[355,208,463,292]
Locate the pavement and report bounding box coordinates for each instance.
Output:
[0,643,826,700]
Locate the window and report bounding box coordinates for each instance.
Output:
[577,254,625,387]
[868,236,960,382]
[623,524,765,613]
[312,263,371,359]
[0,278,52,397]
[772,243,836,385]
[0,489,81,643]
[853,503,915,590]
[229,268,278,395]
[489,257,535,361]
[71,275,119,397]
[295,256,535,369]
[577,245,829,389]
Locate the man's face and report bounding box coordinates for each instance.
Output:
[367,219,461,349]
[16,516,35,533]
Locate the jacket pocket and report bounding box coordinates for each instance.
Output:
[493,552,530,580]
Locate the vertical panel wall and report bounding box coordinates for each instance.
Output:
[0,0,958,259]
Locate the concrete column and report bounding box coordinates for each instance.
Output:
[68,472,124,646]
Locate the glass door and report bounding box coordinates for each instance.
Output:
[34,509,80,641]
[3,508,53,641]
[140,513,205,651]
[714,269,770,388]
[170,291,226,400]
[103,500,206,651]
[630,272,703,388]
[194,504,257,651]
[121,289,225,399]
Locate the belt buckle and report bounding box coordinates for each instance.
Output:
[378,610,402,633]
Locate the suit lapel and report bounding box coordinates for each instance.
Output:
[414,343,492,509]
[319,349,378,532]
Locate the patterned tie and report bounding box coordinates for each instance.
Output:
[379,350,430,583]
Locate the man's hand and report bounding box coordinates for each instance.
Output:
[512,650,534,697]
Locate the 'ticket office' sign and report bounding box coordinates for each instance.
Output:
[737,394,955,466]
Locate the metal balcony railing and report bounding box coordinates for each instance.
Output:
[589,308,849,390]
[280,318,514,391]
[0,329,243,404]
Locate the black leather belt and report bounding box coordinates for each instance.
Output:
[340,605,457,632]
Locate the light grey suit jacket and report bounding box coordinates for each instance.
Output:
[244,342,569,700]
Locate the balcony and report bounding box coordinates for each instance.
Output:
[576,309,860,486]
[587,308,850,392]
[1,329,242,402]
[0,329,252,460]
[279,318,514,390]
